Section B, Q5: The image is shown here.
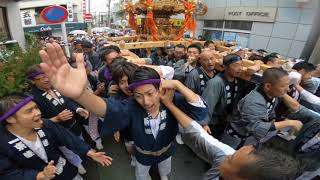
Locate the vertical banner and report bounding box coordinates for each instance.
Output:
[67,2,74,22]
[83,0,87,20]
[20,9,37,27]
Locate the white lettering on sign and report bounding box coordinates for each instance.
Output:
[40,26,52,32]
[67,2,74,22]
[225,7,276,22]
[246,12,269,17]
[20,9,36,27]
[228,12,242,16]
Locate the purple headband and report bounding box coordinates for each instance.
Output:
[27,72,45,80]
[128,79,161,91]
[0,96,34,122]
[104,66,112,81]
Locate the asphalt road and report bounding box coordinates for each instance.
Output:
[96,135,208,180]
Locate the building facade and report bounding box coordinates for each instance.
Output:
[19,0,86,39]
[0,0,25,48]
[197,0,320,60]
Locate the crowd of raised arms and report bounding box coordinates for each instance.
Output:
[0,36,320,180]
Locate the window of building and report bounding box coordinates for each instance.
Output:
[0,7,10,41]
[203,30,223,41]
[235,32,250,48]
[223,31,250,48]
[224,21,252,31]
[203,20,223,28]
[223,31,237,42]
[203,20,252,47]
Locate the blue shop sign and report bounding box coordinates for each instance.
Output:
[23,23,87,33]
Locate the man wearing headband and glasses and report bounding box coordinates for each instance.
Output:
[201,54,245,140]
[39,43,208,180]
[0,94,113,180]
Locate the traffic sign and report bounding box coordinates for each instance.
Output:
[41,6,68,24]
[84,13,93,23]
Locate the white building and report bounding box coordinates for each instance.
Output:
[197,0,320,62]
[19,0,86,39]
[0,0,26,48]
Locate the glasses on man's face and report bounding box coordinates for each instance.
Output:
[33,75,48,81]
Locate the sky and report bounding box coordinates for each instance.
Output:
[89,0,119,13]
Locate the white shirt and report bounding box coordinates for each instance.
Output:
[16,134,48,163]
[159,65,174,80]
[149,115,161,138]
[150,96,205,138]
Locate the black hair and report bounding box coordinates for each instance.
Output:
[257,49,267,53]
[238,146,301,180]
[99,48,119,62]
[248,54,264,61]
[156,47,166,55]
[73,39,82,45]
[175,44,186,50]
[26,64,42,79]
[104,45,121,53]
[223,53,242,65]
[166,44,175,49]
[204,41,214,48]
[263,54,278,64]
[269,52,280,57]
[0,94,29,125]
[129,66,161,90]
[110,60,138,84]
[81,40,93,48]
[187,43,202,54]
[262,68,288,85]
[292,62,316,73]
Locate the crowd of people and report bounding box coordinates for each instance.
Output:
[0,33,320,180]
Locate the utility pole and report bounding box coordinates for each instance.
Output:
[107,0,111,27]
[87,0,92,35]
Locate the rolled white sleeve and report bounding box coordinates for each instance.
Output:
[188,96,206,108]
[181,120,235,165]
[300,89,320,106]
[159,65,174,80]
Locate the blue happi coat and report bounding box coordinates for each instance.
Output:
[31,86,83,136]
[100,93,208,165]
[0,119,91,180]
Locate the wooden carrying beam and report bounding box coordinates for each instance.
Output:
[106,36,138,42]
[117,40,206,50]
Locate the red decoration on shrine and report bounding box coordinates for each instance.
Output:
[143,0,159,41]
[125,3,138,32]
[175,0,197,40]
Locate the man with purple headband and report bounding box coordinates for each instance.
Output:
[39,43,208,180]
[0,94,112,180]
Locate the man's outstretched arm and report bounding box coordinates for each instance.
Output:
[39,43,107,117]
[161,90,235,164]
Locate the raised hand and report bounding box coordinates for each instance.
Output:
[160,88,175,106]
[37,160,56,180]
[114,131,120,142]
[39,43,88,99]
[77,108,90,119]
[187,56,198,64]
[87,150,113,166]
[289,120,303,133]
[202,125,212,134]
[57,109,73,121]
[108,84,120,96]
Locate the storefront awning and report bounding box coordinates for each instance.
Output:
[23,22,87,33]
